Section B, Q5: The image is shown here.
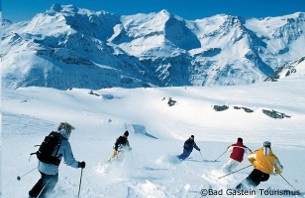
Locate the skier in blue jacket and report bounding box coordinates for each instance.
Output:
[178,135,200,160]
[29,122,86,198]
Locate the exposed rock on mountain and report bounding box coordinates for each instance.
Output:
[1,4,305,89]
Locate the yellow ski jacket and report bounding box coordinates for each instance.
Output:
[248,147,283,174]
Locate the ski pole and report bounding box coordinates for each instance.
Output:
[214,150,227,161]
[218,164,252,179]
[78,168,84,198]
[199,151,204,161]
[130,149,134,161]
[279,174,297,191]
[17,167,37,181]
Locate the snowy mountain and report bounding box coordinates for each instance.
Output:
[1,4,305,89]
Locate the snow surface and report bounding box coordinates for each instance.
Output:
[1,75,305,197]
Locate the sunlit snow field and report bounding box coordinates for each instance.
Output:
[2,77,305,197]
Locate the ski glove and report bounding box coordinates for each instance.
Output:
[78,161,86,169]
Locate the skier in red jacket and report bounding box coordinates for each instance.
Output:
[222,138,251,173]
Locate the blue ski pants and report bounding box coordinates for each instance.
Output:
[178,149,192,160]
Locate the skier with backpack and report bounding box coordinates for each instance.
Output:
[222,137,251,173]
[28,122,86,198]
[108,131,132,162]
[177,135,201,160]
[236,141,283,190]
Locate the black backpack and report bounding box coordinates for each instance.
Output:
[31,131,63,166]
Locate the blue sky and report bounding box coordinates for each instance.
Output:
[2,0,305,22]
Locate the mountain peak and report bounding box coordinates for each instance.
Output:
[47,4,88,16]
[158,9,171,17]
[284,11,305,19]
[60,4,79,13]
[50,3,63,12]
[156,9,185,21]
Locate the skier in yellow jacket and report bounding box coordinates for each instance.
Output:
[236,141,283,190]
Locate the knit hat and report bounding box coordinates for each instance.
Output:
[58,122,75,132]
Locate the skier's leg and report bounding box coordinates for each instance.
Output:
[28,172,48,197]
[108,150,118,162]
[236,177,255,190]
[117,149,124,161]
[259,172,270,182]
[236,169,260,190]
[178,149,191,160]
[235,182,244,190]
[246,169,262,188]
[39,174,58,198]
[229,160,240,171]
[222,159,236,173]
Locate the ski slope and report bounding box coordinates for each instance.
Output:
[1,76,305,197]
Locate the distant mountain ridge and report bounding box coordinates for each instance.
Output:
[1,4,305,89]
[265,56,305,81]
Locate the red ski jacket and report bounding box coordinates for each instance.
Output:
[228,142,250,162]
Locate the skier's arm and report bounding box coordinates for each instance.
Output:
[126,139,130,148]
[62,142,79,168]
[245,147,252,154]
[274,158,283,174]
[194,143,200,151]
[247,152,256,165]
[227,146,233,152]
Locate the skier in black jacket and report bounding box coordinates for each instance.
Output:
[109,131,131,162]
[178,135,200,160]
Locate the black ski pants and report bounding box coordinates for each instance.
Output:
[236,169,270,190]
[29,172,58,198]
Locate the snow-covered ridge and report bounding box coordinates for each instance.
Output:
[1,4,305,89]
[265,56,305,81]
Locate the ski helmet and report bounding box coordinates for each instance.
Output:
[263,141,271,147]
[124,131,129,137]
